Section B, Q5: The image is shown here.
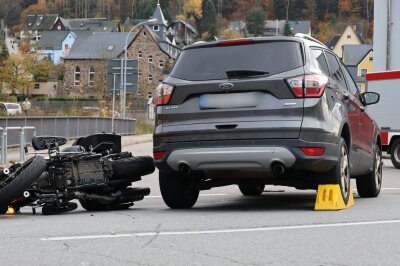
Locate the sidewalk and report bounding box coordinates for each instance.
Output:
[2,134,153,165]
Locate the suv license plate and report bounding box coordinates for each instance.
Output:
[200,92,258,109]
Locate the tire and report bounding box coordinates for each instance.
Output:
[356,145,382,197]
[390,138,400,169]
[238,181,265,196]
[111,156,155,180]
[323,138,351,205]
[0,156,47,213]
[159,171,199,209]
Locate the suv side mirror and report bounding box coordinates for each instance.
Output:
[361,92,380,106]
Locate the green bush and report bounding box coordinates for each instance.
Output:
[0,94,17,102]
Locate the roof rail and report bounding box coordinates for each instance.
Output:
[294,33,326,47]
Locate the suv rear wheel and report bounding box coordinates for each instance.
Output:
[356,145,382,197]
[390,138,400,169]
[238,181,265,196]
[159,171,199,209]
[322,138,351,204]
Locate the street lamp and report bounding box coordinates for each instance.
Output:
[121,18,157,119]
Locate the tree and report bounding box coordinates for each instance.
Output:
[200,0,217,39]
[0,41,9,64]
[245,8,265,36]
[0,54,34,95]
[284,21,292,36]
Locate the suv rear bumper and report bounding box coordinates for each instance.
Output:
[154,138,338,174]
[167,147,296,171]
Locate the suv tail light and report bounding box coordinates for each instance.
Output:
[155,83,174,105]
[287,74,328,98]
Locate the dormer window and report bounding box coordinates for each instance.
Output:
[153,25,159,31]
[107,45,114,51]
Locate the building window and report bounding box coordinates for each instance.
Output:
[88,66,95,86]
[369,57,373,61]
[34,83,40,89]
[347,35,351,39]
[74,66,81,86]
[57,25,62,30]
[153,25,159,31]
[143,31,147,36]
[361,69,368,77]
[64,44,69,50]
[148,55,153,63]
[148,75,153,83]
[148,92,153,99]
[138,51,143,58]
[159,60,164,68]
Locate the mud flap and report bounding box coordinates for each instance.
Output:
[315,184,354,211]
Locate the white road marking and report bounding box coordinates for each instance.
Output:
[146,193,228,198]
[40,219,400,241]
[352,188,400,191]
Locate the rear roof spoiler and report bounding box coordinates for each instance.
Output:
[294,33,326,47]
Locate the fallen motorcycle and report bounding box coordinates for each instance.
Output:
[0,133,154,215]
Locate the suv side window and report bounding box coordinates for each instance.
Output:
[311,49,330,75]
[341,65,360,96]
[325,52,348,90]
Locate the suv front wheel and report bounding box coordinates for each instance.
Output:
[356,145,382,197]
[159,171,199,209]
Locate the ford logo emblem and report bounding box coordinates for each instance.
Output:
[219,83,234,90]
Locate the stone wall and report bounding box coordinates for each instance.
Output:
[126,26,174,98]
[63,59,108,98]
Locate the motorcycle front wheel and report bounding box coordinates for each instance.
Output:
[0,156,47,214]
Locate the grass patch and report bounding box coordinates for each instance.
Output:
[135,118,154,135]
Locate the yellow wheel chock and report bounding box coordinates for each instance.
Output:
[315,184,354,210]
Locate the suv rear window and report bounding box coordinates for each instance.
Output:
[170,41,303,81]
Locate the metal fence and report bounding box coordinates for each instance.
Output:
[0,117,136,146]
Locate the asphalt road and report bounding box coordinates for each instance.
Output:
[2,141,400,266]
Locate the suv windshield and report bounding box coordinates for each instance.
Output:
[170,41,303,81]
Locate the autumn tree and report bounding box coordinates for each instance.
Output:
[0,54,34,95]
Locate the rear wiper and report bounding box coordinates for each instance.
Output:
[226,70,270,79]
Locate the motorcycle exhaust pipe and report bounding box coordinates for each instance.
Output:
[271,162,286,177]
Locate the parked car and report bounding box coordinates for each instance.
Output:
[153,35,383,209]
[0,102,22,116]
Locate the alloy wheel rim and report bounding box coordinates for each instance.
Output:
[375,151,382,190]
[340,145,350,199]
[395,145,400,163]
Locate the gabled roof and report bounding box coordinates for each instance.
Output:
[61,18,118,32]
[342,44,373,66]
[169,20,199,35]
[37,31,70,50]
[23,14,59,31]
[151,3,167,26]
[70,31,94,51]
[65,32,135,60]
[326,35,340,49]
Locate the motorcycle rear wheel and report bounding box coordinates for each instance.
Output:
[0,156,46,213]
